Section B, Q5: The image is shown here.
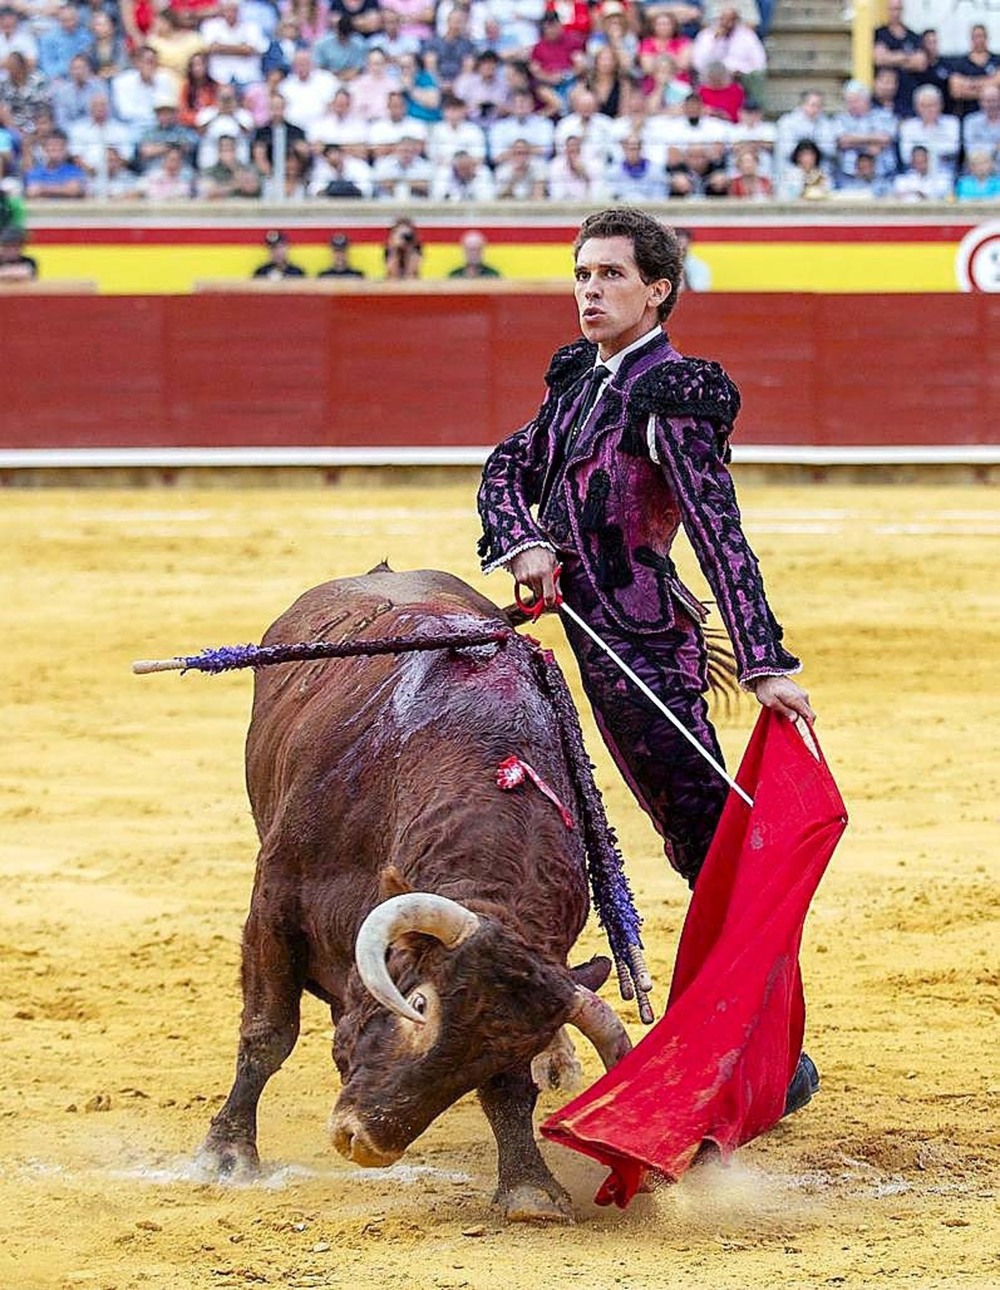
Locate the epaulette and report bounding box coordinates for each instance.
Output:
[629,357,741,426]
[544,338,597,390]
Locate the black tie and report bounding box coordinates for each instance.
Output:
[572,364,611,439]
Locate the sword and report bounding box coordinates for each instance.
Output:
[515,580,754,808]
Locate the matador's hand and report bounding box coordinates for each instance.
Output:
[752,675,816,724]
[509,547,560,610]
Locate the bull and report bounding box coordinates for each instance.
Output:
[196,567,633,1222]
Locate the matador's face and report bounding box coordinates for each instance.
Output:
[573,236,669,360]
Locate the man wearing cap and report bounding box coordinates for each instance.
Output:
[0,225,37,281]
[318,232,365,277]
[136,88,199,171]
[252,229,307,279]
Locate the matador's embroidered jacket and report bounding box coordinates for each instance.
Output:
[477,331,800,686]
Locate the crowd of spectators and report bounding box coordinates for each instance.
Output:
[0,0,998,205]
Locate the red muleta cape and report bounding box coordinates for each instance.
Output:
[541,710,848,1207]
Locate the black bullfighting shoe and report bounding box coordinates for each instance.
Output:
[783,1051,820,1118]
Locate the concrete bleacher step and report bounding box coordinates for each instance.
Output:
[762,0,853,115]
[768,0,850,33]
[767,42,854,76]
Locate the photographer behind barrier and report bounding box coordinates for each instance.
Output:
[383,218,422,281]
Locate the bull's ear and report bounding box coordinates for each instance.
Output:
[570,955,612,992]
[378,865,414,900]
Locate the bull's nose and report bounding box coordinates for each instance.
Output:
[329,1111,402,1168]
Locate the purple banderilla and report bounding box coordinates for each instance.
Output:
[172,629,511,673]
[135,625,652,1021]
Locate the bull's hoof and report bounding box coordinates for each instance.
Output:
[531,1029,584,1092]
[194,1137,260,1184]
[496,1181,574,1224]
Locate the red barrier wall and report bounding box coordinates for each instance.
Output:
[2,291,997,449]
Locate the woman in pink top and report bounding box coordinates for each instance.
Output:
[243,68,286,126]
[280,0,330,45]
[351,46,399,122]
[381,0,435,44]
[639,12,692,82]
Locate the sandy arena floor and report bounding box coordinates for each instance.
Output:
[0,481,997,1290]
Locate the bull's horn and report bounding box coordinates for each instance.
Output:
[354,893,481,1023]
[565,986,632,1071]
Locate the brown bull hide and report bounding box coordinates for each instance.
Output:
[196,568,626,1222]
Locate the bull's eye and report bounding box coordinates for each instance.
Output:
[408,991,427,1016]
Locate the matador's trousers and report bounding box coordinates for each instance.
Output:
[558,557,729,887]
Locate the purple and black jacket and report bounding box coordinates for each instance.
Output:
[478,330,800,688]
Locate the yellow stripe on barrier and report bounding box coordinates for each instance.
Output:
[26,238,961,295]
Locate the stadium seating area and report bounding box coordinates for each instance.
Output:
[0,0,998,210]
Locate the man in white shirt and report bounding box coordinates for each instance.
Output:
[488,87,554,165]
[431,148,496,200]
[371,133,433,199]
[306,85,369,158]
[200,0,267,88]
[68,91,133,172]
[554,85,617,171]
[367,88,428,158]
[658,92,733,159]
[891,143,953,200]
[691,6,766,82]
[962,83,1000,158]
[195,83,255,168]
[899,82,960,181]
[470,0,545,62]
[427,92,487,168]
[111,46,178,142]
[0,6,38,69]
[832,79,898,183]
[308,140,374,196]
[279,48,339,131]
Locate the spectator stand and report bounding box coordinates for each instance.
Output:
[3,1,999,221]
